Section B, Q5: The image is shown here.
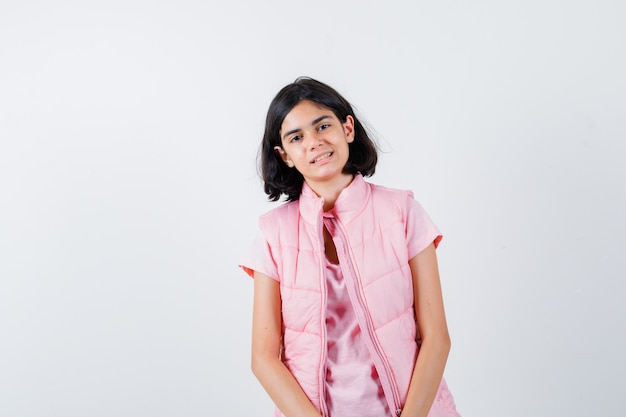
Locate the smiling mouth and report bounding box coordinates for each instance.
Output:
[312,152,332,163]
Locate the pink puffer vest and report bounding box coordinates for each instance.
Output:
[243,175,459,417]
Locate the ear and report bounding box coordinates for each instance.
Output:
[274,146,295,168]
[344,115,355,143]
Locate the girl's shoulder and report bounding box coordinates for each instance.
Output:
[258,199,299,222]
[368,181,415,206]
[255,200,302,247]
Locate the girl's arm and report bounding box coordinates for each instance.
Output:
[400,243,451,417]
[251,271,323,417]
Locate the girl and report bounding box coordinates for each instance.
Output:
[240,78,460,417]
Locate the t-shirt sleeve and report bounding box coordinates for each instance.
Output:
[406,196,443,260]
[238,231,280,281]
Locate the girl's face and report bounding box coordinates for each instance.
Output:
[275,100,355,191]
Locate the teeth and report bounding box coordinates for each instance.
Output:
[314,153,331,163]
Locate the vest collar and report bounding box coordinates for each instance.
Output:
[299,173,371,224]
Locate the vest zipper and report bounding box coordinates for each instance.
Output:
[317,211,330,417]
[325,216,403,415]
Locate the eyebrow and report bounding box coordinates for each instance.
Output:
[282,115,332,141]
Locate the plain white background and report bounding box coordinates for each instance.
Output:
[1,1,624,416]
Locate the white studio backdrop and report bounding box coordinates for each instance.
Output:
[1,1,624,416]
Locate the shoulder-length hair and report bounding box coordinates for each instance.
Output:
[260,77,378,202]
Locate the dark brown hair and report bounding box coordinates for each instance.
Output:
[260,77,378,201]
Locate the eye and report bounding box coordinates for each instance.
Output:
[318,123,330,131]
[289,134,302,143]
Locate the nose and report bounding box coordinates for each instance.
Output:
[306,130,323,150]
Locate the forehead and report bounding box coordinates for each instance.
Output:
[280,100,336,131]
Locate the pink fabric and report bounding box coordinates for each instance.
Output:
[239,176,442,284]
[239,175,460,417]
[324,259,389,417]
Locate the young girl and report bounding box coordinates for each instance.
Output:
[240,78,460,417]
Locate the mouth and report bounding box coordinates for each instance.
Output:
[311,152,333,164]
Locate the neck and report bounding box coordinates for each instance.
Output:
[306,173,354,211]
